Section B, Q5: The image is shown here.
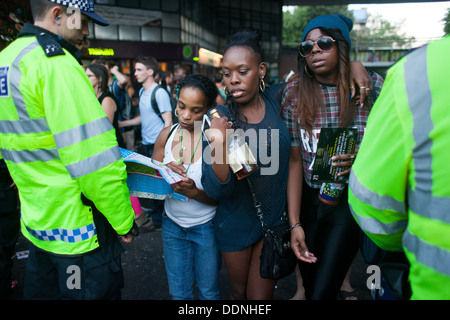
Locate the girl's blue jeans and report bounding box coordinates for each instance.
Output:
[162,212,221,300]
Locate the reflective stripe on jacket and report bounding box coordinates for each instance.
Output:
[348,36,450,299]
[0,26,134,255]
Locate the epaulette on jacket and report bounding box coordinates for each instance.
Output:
[36,32,65,58]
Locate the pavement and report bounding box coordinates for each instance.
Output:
[10,227,374,301]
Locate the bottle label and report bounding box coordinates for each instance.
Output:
[318,182,345,205]
[227,152,243,173]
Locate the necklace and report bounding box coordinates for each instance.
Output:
[177,126,202,174]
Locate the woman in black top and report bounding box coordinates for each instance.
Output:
[86,63,125,148]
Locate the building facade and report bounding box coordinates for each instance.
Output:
[84,0,283,82]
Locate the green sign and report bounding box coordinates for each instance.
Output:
[183,45,192,59]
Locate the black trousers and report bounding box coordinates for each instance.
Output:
[23,204,125,300]
[298,182,360,300]
[0,209,20,299]
[23,243,124,300]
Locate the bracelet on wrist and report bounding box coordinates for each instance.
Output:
[289,223,302,231]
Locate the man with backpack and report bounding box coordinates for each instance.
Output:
[119,56,173,231]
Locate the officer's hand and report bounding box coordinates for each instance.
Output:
[119,234,135,243]
[119,222,139,243]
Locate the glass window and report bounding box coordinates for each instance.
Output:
[116,0,139,8]
[95,0,116,4]
[142,26,161,42]
[141,1,160,10]
[230,18,240,29]
[272,1,280,13]
[262,0,272,13]
[163,28,180,43]
[94,24,118,40]
[229,1,239,8]
[252,0,261,11]
[162,0,179,12]
[87,22,95,39]
[162,12,180,28]
[119,25,140,41]
[242,1,251,10]
[251,10,261,24]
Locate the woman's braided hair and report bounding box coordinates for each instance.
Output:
[175,74,219,109]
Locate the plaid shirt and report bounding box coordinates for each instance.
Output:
[281,71,384,189]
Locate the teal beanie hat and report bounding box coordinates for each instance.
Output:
[301,14,353,48]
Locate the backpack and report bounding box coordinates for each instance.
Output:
[139,84,178,124]
[109,79,132,120]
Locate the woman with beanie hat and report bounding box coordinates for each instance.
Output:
[281,14,384,299]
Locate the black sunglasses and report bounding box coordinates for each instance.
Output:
[298,36,336,57]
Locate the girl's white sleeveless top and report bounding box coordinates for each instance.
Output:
[163,125,216,228]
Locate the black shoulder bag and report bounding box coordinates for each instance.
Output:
[247,177,297,280]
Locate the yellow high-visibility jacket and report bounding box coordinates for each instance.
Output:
[0,24,134,255]
[349,36,450,299]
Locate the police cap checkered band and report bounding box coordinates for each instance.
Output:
[49,0,109,26]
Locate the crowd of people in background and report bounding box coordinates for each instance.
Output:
[0,0,449,301]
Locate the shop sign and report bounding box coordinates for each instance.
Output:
[87,48,115,56]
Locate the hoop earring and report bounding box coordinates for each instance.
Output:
[224,85,231,97]
[304,65,313,78]
[174,108,178,118]
[259,76,266,93]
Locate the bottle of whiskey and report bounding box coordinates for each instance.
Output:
[208,108,259,180]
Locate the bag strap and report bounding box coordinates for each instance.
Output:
[166,123,179,145]
[109,79,117,96]
[248,176,288,243]
[151,84,163,121]
[247,177,268,231]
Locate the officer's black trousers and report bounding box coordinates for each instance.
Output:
[0,209,20,299]
[23,205,125,300]
[23,243,124,300]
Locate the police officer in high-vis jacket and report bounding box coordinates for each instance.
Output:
[349,36,450,300]
[0,0,138,299]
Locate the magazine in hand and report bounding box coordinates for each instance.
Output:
[120,148,188,201]
[311,127,358,183]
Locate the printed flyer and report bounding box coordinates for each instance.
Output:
[311,128,357,183]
